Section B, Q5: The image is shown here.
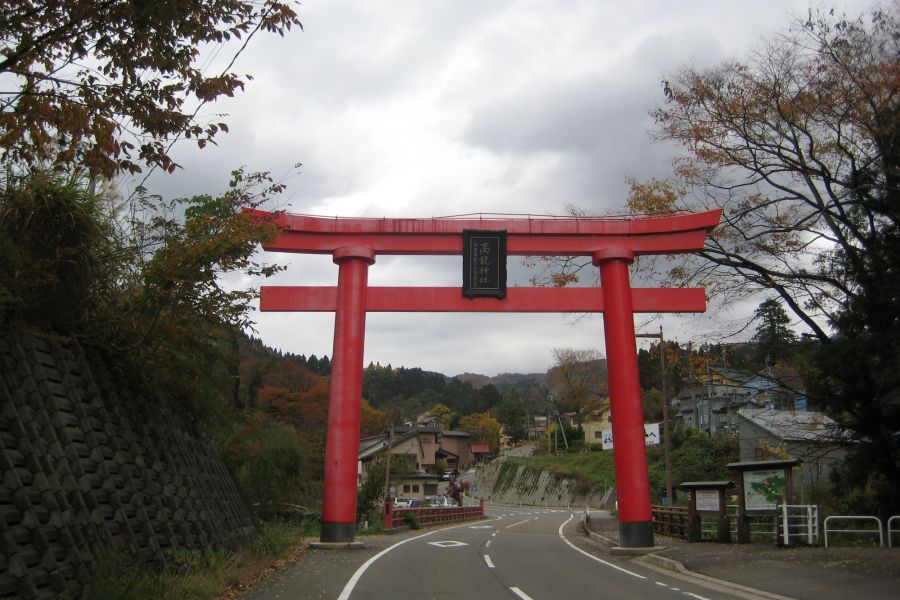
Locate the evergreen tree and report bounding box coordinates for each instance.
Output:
[751,299,797,367]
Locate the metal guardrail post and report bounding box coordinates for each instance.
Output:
[888,516,900,548]
[806,506,814,545]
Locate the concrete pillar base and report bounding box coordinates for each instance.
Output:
[320,521,357,544]
[619,521,655,548]
[308,541,366,550]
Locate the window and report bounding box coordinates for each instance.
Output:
[403,484,411,493]
[594,431,602,439]
[412,484,420,493]
[424,484,438,495]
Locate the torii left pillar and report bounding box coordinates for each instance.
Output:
[317,245,374,546]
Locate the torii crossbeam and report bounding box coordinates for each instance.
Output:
[250,209,721,548]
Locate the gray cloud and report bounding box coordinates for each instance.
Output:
[128,0,816,375]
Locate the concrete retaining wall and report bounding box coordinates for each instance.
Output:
[0,328,256,599]
[475,457,614,510]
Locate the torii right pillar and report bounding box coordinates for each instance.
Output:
[594,248,654,548]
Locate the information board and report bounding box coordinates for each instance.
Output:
[695,489,720,512]
[743,469,786,510]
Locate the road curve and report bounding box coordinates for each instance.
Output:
[338,503,757,600]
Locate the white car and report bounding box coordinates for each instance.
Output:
[393,497,416,508]
[425,495,454,507]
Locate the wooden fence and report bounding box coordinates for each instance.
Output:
[651,504,690,539]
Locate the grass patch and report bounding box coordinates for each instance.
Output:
[80,523,310,600]
[403,511,421,529]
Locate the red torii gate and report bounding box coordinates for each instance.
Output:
[251,209,721,548]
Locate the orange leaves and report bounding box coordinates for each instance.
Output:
[549,272,578,287]
[625,177,684,215]
[360,399,388,437]
[457,412,501,451]
[0,0,302,177]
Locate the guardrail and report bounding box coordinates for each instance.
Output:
[384,499,485,529]
[824,516,883,548]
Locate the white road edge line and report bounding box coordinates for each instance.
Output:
[337,519,476,600]
[510,586,535,600]
[557,514,646,580]
[484,554,495,568]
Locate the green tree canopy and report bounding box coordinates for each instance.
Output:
[497,393,528,443]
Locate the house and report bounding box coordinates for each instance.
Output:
[673,367,753,433]
[439,429,475,470]
[498,426,513,450]
[356,420,474,500]
[742,366,807,411]
[673,366,807,433]
[529,415,548,440]
[471,442,491,464]
[580,399,612,446]
[736,408,846,500]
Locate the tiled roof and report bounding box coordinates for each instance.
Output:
[737,408,841,442]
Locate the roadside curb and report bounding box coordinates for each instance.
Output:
[636,552,687,573]
[579,514,796,600]
[634,553,797,600]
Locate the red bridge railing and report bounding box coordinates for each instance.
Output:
[383,499,485,529]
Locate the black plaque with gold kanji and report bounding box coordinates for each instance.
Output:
[462,230,507,298]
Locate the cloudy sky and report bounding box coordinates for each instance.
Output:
[139,0,830,376]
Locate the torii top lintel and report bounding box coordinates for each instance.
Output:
[248,209,722,256]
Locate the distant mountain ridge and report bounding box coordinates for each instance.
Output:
[454,371,547,389]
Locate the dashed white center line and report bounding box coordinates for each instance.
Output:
[486,540,492,548]
[510,586,535,600]
[505,517,536,529]
[484,555,495,568]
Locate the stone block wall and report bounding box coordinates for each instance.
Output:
[0,328,257,599]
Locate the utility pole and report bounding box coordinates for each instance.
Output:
[382,423,393,514]
[636,326,673,505]
[706,357,714,435]
[556,412,569,449]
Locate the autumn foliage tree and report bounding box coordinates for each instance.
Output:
[457,412,501,452]
[0,0,302,177]
[547,348,608,413]
[630,6,898,339]
[629,6,900,516]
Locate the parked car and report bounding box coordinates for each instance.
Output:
[393,497,416,508]
[425,495,453,507]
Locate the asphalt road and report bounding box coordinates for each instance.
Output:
[336,504,759,600]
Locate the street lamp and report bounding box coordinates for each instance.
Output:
[636,326,673,505]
